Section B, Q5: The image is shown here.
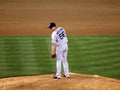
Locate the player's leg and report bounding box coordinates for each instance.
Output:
[56,59,62,78]
[56,47,63,78]
[62,44,70,77]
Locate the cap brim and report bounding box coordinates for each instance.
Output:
[48,26,51,28]
[48,25,53,29]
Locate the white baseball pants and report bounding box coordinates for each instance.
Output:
[56,43,69,78]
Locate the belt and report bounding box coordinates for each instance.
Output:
[57,42,67,46]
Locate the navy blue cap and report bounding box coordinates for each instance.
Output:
[48,22,56,29]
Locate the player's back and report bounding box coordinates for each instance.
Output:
[54,27,68,46]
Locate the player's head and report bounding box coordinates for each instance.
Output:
[48,22,56,30]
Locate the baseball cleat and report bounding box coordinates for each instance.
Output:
[53,76,61,79]
[62,74,70,78]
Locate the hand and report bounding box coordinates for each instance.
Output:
[51,54,56,58]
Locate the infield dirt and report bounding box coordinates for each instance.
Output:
[0,73,120,90]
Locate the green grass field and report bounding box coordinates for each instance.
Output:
[0,36,120,79]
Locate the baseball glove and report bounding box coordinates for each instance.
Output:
[51,54,56,58]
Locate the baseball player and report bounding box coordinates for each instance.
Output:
[48,22,70,79]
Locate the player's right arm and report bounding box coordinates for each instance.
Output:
[51,43,56,55]
[51,32,57,58]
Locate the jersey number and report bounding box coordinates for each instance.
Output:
[59,31,65,40]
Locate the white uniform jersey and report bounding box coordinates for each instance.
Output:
[51,27,68,46]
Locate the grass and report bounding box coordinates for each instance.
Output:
[68,36,120,79]
[0,36,120,79]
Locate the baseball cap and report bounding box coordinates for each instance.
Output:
[48,22,56,29]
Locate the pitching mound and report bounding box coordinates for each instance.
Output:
[0,73,120,90]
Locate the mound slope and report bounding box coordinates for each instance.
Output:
[0,73,120,90]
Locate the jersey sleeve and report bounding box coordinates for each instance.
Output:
[51,32,57,44]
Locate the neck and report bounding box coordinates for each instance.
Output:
[53,27,57,31]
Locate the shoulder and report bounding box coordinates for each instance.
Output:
[51,31,56,38]
[51,31,55,35]
[56,27,65,33]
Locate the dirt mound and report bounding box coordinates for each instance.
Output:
[0,73,120,90]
